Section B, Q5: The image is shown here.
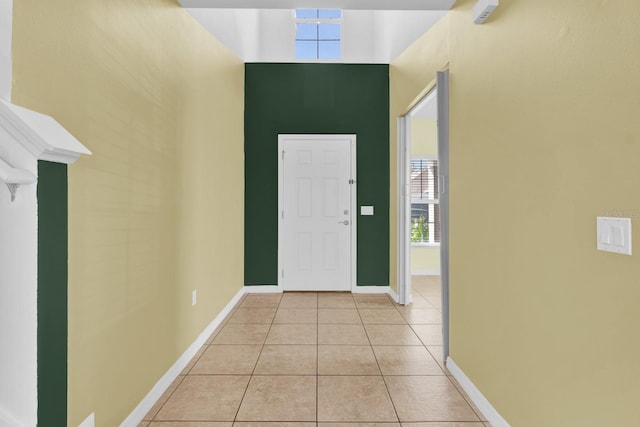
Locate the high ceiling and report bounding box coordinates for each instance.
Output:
[180,1,456,64]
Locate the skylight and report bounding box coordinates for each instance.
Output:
[295,9,342,61]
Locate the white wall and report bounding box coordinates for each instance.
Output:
[0,132,38,427]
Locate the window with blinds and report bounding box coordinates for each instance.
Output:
[410,159,440,244]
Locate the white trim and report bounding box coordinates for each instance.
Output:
[120,287,246,427]
[0,407,22,427]
[411,242,441,248]
[351,285,389,294]
[411,269,440,276]
[446,357,511,427]
[0,100,91,165]
[277,134,357,293]
[78,412,95,427]
[397,116,410,305]
[388,287,400,303]
[244,285,282,294]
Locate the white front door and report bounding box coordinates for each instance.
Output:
[278,134,356,292]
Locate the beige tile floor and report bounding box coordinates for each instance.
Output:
[140,276,492,427]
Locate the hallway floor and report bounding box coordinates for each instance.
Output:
[140,276,490,426]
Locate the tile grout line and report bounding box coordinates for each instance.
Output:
[146,295,249,422]
[231,292,283,424]
[356,299,401,424]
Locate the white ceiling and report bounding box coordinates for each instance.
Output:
[181,1,455,64]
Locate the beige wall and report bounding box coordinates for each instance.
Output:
[391,0,640,425]
[411,247,440,273]
[411,118,438,158]
[12,1,244,425]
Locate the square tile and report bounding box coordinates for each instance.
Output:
[228,308,276,324]
[399,423,484,427]
[212,324,270,345]
[426,345,450,374]
[150,423,232,426]
[384,376,479,422]
[254,345,317,375]
[190,345,261,375]
[319,424,399,427]
[318,308,361,324]
[358,309,406,324]
[411,324,443,346]
[354,295,395,309]
[318,376,397,422]
[181,346,208,375]
[240,294,282,308]
[397,308,442,325]
[274,308,318,324]
[447,376,488,421]
[205,325,224,345]
[234,424,316,427]
[318,345,380,375]
[425,297,442,309]
[155,375,250,421]
[408,297,436,308]
[143,375,185,420]
[318,293,356,308]
[265,324,317,345]
[280,292,318,308]
[236,376,316,421]
[318,324,369,345]
[364,325,422,346]
[372,346,444,375]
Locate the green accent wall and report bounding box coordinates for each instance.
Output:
[37,161,68,426]
[244,63,390,286]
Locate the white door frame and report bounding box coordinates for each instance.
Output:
[277,134,357,293]
[398,70,450,359]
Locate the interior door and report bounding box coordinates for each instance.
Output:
[278,134,355,291]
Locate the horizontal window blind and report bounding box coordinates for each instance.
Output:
[410,159,440,243]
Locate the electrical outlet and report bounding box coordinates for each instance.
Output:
[192,290,197,306]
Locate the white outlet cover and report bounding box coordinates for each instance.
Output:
[597,217,632,255]
[192,290,197,306]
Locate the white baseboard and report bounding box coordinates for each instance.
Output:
[351,285,390,294]
[0,407,22,427]
[120,287,246,427]
[388,287,400,303]
[78,412,95,427]
[411,269,440,276]
[244,285,282,293]
[446,357,510,427]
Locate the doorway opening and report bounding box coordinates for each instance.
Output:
[398,70,450,359]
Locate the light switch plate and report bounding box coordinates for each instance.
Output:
[597,217,632,255]
[360,206,374,216]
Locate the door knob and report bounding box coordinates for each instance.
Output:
[338,220,349,225]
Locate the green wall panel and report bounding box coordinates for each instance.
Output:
[37,161,68,426]
[244,63,390,286]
